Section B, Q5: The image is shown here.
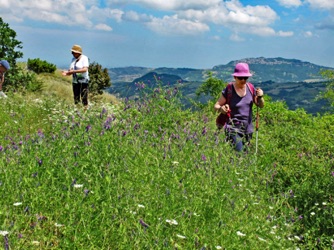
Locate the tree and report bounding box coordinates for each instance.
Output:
[196,71,227,100]
[0,17,38,92]
[89,61,111,97]
[27,58,57,74]
[318,69,334,108]
[0,17,23,67]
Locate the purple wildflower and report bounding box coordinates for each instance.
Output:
[201,154,207,162]
[37,158,42,166]
[4,235,9,250]
[85,125,92,132]
[100,107,107,118]
[133,123,140,130]
[289,190,294,198]
[0,145,2,152]
[104,117,112,130]
[139,219,149,228]
[37,129,44,138]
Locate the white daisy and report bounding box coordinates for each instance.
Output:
[166,219,178,225]
[236,231,246,237]
[0,231,9,236]
[176,234,186,239]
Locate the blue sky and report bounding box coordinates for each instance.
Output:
[1,0,334,69]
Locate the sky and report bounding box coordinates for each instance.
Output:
[1,0,334,69]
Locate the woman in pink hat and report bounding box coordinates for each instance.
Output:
[214,62,265,152]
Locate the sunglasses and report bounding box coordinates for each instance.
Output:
[236,77,248,80]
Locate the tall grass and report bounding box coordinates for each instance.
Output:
[0,83,333,249]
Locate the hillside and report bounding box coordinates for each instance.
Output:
[108,57,332,83]
[107,57,333,114]
[2,83,334,249]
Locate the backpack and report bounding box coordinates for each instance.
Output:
[216,82,255,129]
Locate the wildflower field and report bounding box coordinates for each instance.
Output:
[0,86,333,249]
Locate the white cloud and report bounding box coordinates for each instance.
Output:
[123,11,151,22]
[107,0,221,11]
[146,15,210,35]
[179,1,286,37]
[276,0,302,8]
[305,0,334,9]
[303,31,313,37]
[230,33,244,41]
[277,30,294,37]
[0,0,11,8]
[95,23,113,31]
[88,6,124,23]
[0,0,293,37]
[211,35,221,40]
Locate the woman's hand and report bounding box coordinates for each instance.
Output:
[62,70,73,76]
[219,104,230,114]
[256,88,264,97]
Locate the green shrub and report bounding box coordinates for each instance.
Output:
[5,69,44,93]
[88,61,112,98]
[27,58,56,74]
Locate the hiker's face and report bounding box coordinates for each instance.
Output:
[0,65,7,74]
[72,52,81,58]
[235,76,248,84]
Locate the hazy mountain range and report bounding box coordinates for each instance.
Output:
[107,57,333,114]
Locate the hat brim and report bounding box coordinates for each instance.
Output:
[232,73,252,77]
[0,60,10,70]
[71,50,82,54]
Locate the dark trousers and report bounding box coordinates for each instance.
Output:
[73,83,88,106]
[227,132,252,152]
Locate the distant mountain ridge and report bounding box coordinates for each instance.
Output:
[107,57,333,114]
[108,57,333,84]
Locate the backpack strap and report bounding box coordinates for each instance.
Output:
[246,82,255,102]
[225,82,233,105]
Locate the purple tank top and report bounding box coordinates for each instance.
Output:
[222,83,254,134]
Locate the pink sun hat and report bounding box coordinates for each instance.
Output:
[232,63,252,77]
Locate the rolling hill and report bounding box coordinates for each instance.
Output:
[107,57,333,114]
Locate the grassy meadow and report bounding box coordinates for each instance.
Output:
[0,74,333,249]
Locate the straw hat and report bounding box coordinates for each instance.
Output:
[71,45,82,54]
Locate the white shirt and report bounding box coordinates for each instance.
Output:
[70,54,89,81]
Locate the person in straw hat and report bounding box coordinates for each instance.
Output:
[214,62,265,152]
[62,45,90,109]
[0,60,10,98]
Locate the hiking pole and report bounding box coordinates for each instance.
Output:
[255,105,259,154]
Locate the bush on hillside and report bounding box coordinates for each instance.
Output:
[0,18,43,93]
[27,58,57,74]
[89,61,112,99]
